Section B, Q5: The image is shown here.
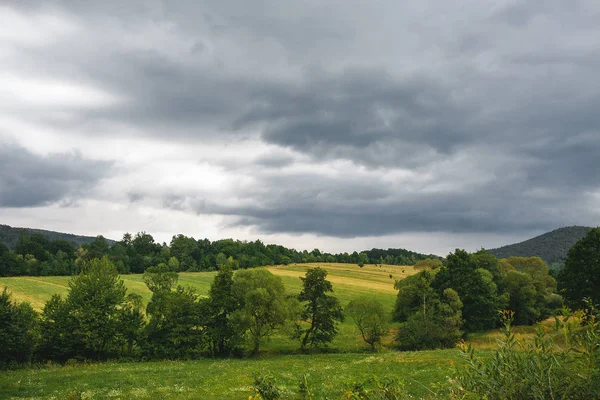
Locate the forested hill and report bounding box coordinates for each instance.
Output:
[0,224,115,250]
[486,226,593,266]
[0,224,437,276]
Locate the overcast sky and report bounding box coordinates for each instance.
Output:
[1,0,599,256]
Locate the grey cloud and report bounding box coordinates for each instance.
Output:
[0,145,114,207]
[4,0,600,238]
[255,154,295,169]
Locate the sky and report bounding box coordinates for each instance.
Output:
[1,0,599,256]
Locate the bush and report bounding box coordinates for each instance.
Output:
[448,306,600,399]
[0,288,38,366]
[251,371,285,400]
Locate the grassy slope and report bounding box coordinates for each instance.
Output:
[0,264,464,399]
[0,263,409,311]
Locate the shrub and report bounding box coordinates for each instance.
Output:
[0,288,38,366]
[448,305,600,399]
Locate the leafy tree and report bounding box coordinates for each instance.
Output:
[231,268,290,354]
[345,296,388,351]
[297,268,344,350]
[501,256,560,324]
[81,236,110,262]
[143,264,179,293]
[394,270,463,350]
[39,256,138,360]
[38,294,77,361]
[119,293,145,355]
[66,256,131,359]
[143,266,202,359]
[558,227,600,309]
[0,288,38,365]
[434,249,504,331]
[502,270,539,325]
[202,265,242,356]
[357,252,369,268]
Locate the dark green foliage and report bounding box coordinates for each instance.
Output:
[0,288,38,366]
[202,265,243,356]
[500,256,560,325]
[297,268,344,350]
[394,271,463,350]
[38,294,77,361]
[38,257,142,361]
[143,287,202,359]
[434,249,504,331]
[449,307,600,399]
[251,371,284,400]
[142,264,202,358]
[346,295,389,351]
[487,225,592,265]
[0,224,115,250]
[0,224,437,276]
[558,227,600,309]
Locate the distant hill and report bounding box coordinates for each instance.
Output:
[0,224,115,250]
[486,226,593,266]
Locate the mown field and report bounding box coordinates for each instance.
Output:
[0,263,473,399]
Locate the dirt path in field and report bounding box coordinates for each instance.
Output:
[20,277,69,288]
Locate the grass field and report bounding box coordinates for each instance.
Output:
[0,264,473,399]
[0,351,460,399]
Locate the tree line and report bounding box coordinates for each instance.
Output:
[2,227,599,367]
[1,256,348,366]
[0,230,437,277]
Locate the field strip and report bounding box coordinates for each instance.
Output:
[267,267,398,293]
[19,277,69,288]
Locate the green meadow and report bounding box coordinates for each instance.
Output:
[0,263,475,399]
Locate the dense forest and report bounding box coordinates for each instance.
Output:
[0,228,437,277]
[0,224,115,250]
[486,226,592,268]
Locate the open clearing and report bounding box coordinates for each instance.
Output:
[0,351,461,399]
[0,263,503,399]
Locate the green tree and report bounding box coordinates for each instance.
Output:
[202,265,242,356]
[345,295,388,351]
[0,288,38,365]
[39,256,137,361]
[297,268,344,350]
[143,275,202,359]
[501,257,560,324]
[434,249,503,331]
[393,270,463,350]
[38,294,76,361]
[558,227,600,309]
[358,252,369,268]
[231,268,290,354]
[66,256,130,359]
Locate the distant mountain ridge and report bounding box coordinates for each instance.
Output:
[486,226,594,266]
[0,224,115,250]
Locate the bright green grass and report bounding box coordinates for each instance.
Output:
[0,351,461,399]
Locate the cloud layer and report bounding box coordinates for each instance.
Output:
[1,0,599,254]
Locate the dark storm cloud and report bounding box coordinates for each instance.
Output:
[0,145,114,207]
[4,0,600,237]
